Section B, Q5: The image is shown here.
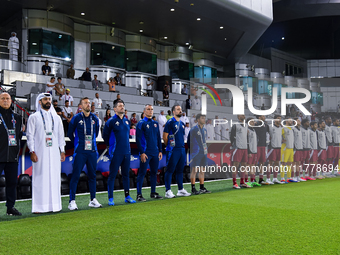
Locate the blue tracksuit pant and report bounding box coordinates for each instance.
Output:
[69,151,97,202]
[107,153,130,199]
[165,148,185,191]
[136,154,159,195]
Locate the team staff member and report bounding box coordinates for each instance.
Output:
[67,97,102,210]
[265,115,282,185]
[0,92,23,216]
[230,114,250,188]
[188,114,211,195]
[163,104,191,198]
[135,104,163,201]
[254,115,270,184]
[103,100,136,205]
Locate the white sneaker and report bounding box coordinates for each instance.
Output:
[266,179,274,185]
[273,179,284,184]
[89,198,102,208]
[298,177,306,182]
[68,200,78,211]
[177,189,191,197]
[293,177,300,182]
[165,190,175,198]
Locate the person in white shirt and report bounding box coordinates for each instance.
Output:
[8,32,19,61]
[59,89,73,106]
[193,95,201,110]
[180,112,189,127]
[206,119,215,140]
[184,122,190,142]
[157,110,167,138]
[93,93,102,109]
[214,115,222,140]
[191,114,197,127]
[221,117,230,140]
[61,100,73,136]
[146,78,154,97]
[46,77,56,95]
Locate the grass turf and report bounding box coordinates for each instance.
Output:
[0,178,340,254]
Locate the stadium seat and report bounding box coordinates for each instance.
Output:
[60,173,70,195]
[129,169,136,188]
[17,174,32,199]
[0,175,5,201]
[77,171,89,193]
[183,166,191,183]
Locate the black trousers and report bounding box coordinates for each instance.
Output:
[63,120,69,136]
[0,162,18,208]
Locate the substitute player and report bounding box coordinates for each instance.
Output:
[135,104,163,201]
[103,100,136,205]
[309,121,319,179]
[188,114,211,195]
[324,116,335,177]
[293,117,306,182]
[247,118,261,187]
[67,97,102,210]
[316,120,327,179]
[281,118,296,183]
[230,114,250,188]
[163,104,191,198]
[301,119,315,180]
[265,115,282,185]
[331,118,340,175]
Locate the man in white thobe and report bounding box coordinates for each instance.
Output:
[180,112,189,127]
[157,110,167,138]
[192,95,201,110]
[221,117,230,141]
[8,32,19,61]
[214,115,222,140]
[26,93,65,213]
[206,119,215,141]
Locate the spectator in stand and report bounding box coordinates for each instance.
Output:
[92,75,102,90]
[163,84,169,106]
[42,60,51,76]
[124,110,128,119]
[181,84,188,95]
[113,94,121,107]
[130,113,138,126]
[191,114,197,127]
[157,110,167,138]
[141,112,145,120]
[184,122,190,141]
[108,77,116,92]
[180,112,189,126]
[166,110,172,120]
[61,100,74,136]
[152,116,156,121]
[8,32,19,61]
[46,77,55,95]
[53,99,62,118]
[104,109,111,122]
[59,88,73,106]
[93,93,102,109]
[81,67,91,82]
[192,95,201,110]
[130,124,136,139]
[55,77,65,100]
[261,104,265,110]
[76,103,82,114]
[91,104,95,113]
[66,64,75,79]
[186,95,191,112]
[206,119,215,140]
[214,115,221,140]
[146,78,154,97]
[114,73,121,86]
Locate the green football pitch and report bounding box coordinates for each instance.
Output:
[0,178,339,254]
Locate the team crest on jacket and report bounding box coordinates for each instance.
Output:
[79,120,83,125]
[92,120,95,124]
[115,121,119,126]
[125,121,129,125]
[0,119,2,125]
[146,124,149,129]
[154,124,157,127]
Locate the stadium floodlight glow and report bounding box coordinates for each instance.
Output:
[139,29,143,33]
[220,26,223,29]
[197,18,201,21]
[186,42,189,45]
[81,12,85,16]
[164,37,168,39]
[170,8,175,11]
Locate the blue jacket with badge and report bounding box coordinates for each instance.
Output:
[68,112,99,153]
[164,117,185,151]
[103,114,131,157]
[188,124,207,160]
[136,117,162,156]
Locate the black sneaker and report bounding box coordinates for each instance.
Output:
[199,187,211,194]
[192,188,201,195]
[258,179,264,184]
[150,192,163,199]
[136,194,146,202]
[7,207,22,216]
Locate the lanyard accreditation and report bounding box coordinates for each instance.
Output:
[0,113,17,146]
[82,113,93,150]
